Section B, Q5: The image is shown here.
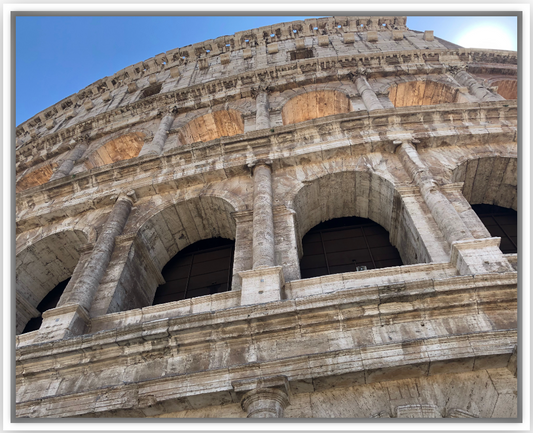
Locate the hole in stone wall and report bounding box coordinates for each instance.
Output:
[152,238,234,305]
[289,48,314,61]
[300,217,403,279]
[140,83,163,100]
[388,80,459,107]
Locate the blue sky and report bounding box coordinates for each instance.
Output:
[15,15,518,126]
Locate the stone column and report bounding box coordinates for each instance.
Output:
[49,138,88,181]
[66,192,135,312]
[233,376,291,418]
[35,192,136,341]
[350,70,384,112]
[273,205,302,283]
[241,388,290,418]
[252,162,275,268]
[397,140,472,245]
[396,140,513,275]
[448,65,504,102]
[239,161,284,305]
[139,110,176,157]
[254,87,271,130]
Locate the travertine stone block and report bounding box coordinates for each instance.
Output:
[169,66,180,78]
[343,33,355,44]
[295,38,306,49]
[367,31,378,42]
[423,30,434,41]
[127,82,138,93]
[83,100,94,110]
[318,35,329,47]
[239,266,284,305]
[220,53,230,65]
[243,48,252,59]
[392,30,404,41]
[267,43,279,54]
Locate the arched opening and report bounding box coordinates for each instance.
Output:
[300,216,403,279]
[178,110,244,145]
[22,278,70,333]
[388,80,458,108]
[16,162,58,192]
[492,79,517,100]
[16,230,87,334]
[84,132,146,170]
[451,157,517,211]
[153,238,234,305]
[281,90,352,125]
[471,204,517,254]
[290,171,433,268]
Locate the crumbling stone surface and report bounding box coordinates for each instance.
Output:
[15,16,517,419]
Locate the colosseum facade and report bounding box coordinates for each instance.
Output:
[15,16,518,419]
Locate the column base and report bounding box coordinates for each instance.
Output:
[33,304,90,343]
[239,266,284,306]
[450,237,515,275]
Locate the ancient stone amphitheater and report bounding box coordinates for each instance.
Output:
[15,16,518,419]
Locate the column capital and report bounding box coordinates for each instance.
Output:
[248,158,273,171]
[251,82,271,99]
[349,67,368,80]
[233,375,291,418]
[110,189,138,204]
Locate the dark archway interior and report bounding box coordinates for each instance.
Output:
[153,238,235,305]
[472,204,517,254]
[22,278,70,334]
[299,216,403,279]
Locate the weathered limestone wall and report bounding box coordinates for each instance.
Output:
[15,16,518,419]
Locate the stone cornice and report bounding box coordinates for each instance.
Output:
[15,48,517,161]
[15,100,517,233]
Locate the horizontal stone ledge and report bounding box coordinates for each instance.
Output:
[16,270,517,359]
[15,104,517,224]
[16,46,517,156]
[15,329,517,418]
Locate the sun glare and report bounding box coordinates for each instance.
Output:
[457,25,516,51]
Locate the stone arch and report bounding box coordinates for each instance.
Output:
[451,156,517,211]
[15,229,89,333]
[177,109,244,145]
[84,131,146,170]
[388,78,461,107]
[16,162,59,193]
[273,83,354,111]
[281,90,353,125]
[287,169,425,265]
[135,195,238,275]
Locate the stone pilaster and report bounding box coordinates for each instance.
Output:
[230,210,254,291]
[350,70,384,112]
[49,138,88,181]
[253,86,271,130]
[139,110,176,156]
[447,65,504,102]
[396,140,513,275]
[15,293,41,335]
[273,205,301,283]
[252,161,275,269]
[35,192,136,341]
[239,161,284,305]
[233,376,290,418]
[397,140,472,245]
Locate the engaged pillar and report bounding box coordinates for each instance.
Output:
[35,191,136,341]
[396,140,513,275]
[49,137,89,181]
[254,86,271,130]
[448,65,504,102]
[350,70,384,112]
[139,110,176,156]
[239,161,284,305]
